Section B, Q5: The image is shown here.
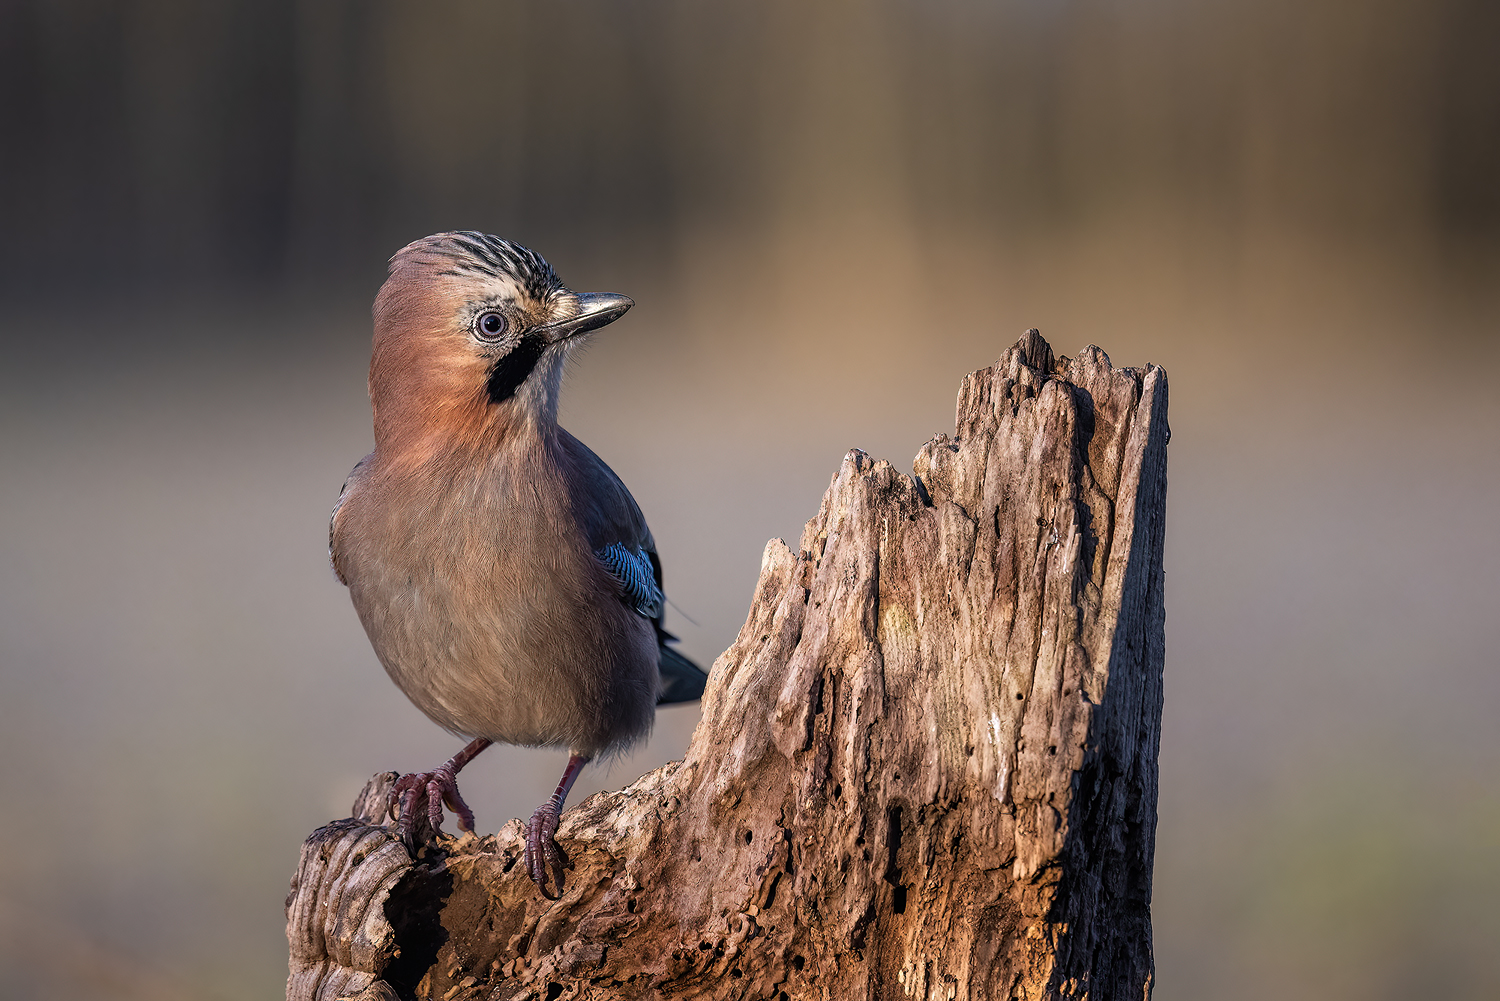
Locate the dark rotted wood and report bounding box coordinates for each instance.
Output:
[285,330,1168,1001]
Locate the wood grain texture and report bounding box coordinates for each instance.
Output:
[285,330,1169,1001]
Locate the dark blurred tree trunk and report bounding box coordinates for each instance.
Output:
[286,330,1168,1001]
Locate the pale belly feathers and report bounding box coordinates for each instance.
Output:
[335,456,660,757]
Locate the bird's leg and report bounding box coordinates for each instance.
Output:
[389,737,493,850]
[525,753,590,898]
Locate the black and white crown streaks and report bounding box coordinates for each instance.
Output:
[395,231,564,301]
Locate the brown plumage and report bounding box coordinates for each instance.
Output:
[330,232,703,894]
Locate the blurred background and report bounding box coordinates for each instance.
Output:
[1,0,1497,998]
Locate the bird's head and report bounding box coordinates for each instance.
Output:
[368,231,633,455]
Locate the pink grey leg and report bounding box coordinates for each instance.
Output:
[525,753,590,898]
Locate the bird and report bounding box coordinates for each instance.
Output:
[329,231,706,896]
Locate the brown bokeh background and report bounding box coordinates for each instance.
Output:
[2,1,1498,998]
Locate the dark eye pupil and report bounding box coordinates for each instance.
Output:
[481,313,504,334]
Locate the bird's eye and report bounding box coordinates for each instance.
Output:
[474,311,508,342]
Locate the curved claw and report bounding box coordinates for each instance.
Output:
[524,802,568,898]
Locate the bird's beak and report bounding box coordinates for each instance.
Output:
[540,292,634,343]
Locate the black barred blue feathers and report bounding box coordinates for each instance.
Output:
[595,542,665,619]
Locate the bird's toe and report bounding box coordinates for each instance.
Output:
[524,803,568,898]
[388,765,475,852]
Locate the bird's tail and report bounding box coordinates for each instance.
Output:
[656,640,708,704]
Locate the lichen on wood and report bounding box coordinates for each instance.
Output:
[285,329,1169,1001]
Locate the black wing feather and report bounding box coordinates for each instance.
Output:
[648,548,707,704]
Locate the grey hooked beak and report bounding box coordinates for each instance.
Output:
[540,292,634,342]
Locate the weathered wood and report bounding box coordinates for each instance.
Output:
[285,330,1168,1001]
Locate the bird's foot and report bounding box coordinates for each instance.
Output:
[524,801,569,898]
[388,762,477,851]
[523,754,588,898]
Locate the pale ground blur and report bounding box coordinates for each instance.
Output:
[2,1,1499,998]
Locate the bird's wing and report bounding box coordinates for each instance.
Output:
[557,430,708,704]
[328,453,372,586]
[556,429,655,553]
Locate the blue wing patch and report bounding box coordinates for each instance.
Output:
[596,543,665,619]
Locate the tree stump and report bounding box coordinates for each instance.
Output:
[285,330,1168,1001]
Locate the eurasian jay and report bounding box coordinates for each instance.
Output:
[329,232,706,896]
